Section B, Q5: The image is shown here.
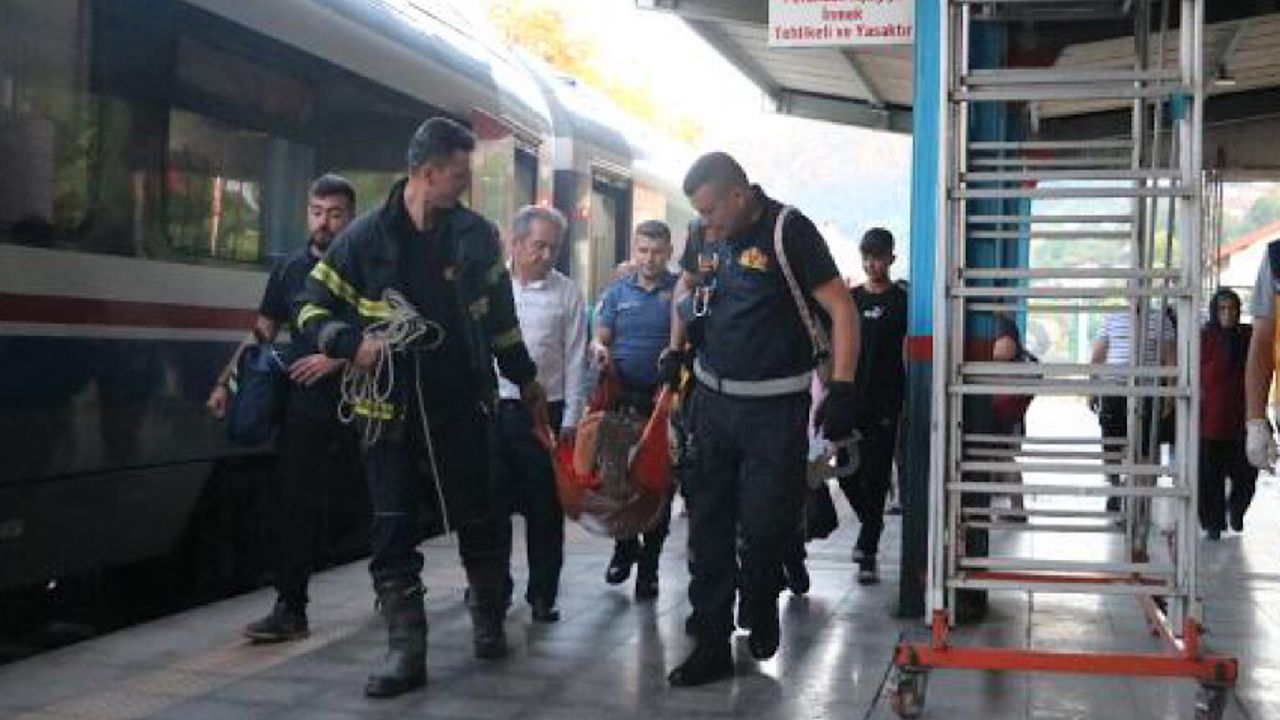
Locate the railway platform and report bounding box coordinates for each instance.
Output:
[0,402,1277,720]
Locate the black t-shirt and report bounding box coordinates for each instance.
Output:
[851,283,908,422]
[679,187,840,382]
[260,245,343,421]
[392,204,477,418]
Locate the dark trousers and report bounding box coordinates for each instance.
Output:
[1099,396,1157,479]
[837,416,899,558]
[686,385,809,642]
[491,400,565,605]
[613,383,672,572]
[364,403,506,589]
[1199,438,1257,532]
[275,412,360,607]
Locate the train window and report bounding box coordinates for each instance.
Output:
[0,0,157,255]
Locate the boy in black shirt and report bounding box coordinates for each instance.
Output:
[841,228,907,584]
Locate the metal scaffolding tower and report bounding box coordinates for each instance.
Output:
[891,1,1238,718]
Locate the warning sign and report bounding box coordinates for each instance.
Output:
[769,0,914,47]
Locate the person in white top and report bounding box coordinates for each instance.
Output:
[491,205,587,623]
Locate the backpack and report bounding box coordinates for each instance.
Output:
[225,343,288,446]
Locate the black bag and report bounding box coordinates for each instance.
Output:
[225,343,288,446]
[803,479,839,541]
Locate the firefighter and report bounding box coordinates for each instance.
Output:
[296,118,547,699]
[662,152,860,687]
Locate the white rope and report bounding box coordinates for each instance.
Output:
[337,290,443,447]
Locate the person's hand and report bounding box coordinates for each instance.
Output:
[353,336,386,373]
[289,353,345,385]
[206,384,229,419]
[1246,418,1277,470]
[657,347,685,389]
[590,340,611,369]
[820,381,857,441]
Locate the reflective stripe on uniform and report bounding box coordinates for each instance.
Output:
[310,260,391,320]
[693,357,812,398]
[353,399,397,420]
[491,325,523,350]
[297,303,331,329]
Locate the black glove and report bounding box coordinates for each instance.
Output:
[657,347,686,389]
[821,381,857,441]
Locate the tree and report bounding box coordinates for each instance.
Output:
[486,0,702,143]
[1245,194,1280,232]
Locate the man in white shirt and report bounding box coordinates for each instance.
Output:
[492,205,587,623]
[1090,309,1175,510]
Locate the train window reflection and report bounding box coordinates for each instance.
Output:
[165,110,267,263]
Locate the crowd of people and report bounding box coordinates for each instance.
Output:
[203,115,1275,699]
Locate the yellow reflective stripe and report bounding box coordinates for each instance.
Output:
[297,303,331,329]
[311,261,392,321]
[468,296,490,320]
[359,299,391,320]
[310,260,359,307]
[353,400,397,420]
[491,326,523,351]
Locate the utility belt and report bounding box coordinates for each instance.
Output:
[693,357,811,398]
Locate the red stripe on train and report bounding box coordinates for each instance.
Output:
[0,292,256,330]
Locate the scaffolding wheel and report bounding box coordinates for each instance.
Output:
[889,667,929,718]
[1194,683,1228,720]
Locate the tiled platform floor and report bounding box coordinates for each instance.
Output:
[0,399,1275,719]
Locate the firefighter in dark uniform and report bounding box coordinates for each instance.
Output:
[206,174,361,643]
[661,152,861,686]
[297,118,548,699]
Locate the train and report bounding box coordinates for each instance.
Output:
[0,0,693,602]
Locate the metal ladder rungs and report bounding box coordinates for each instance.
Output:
[969,157,1132,169]
[963,169,1182,183]
[962,507,1124,520]
[967,214,1132,224]
[956,557,1175,575]
[955,83,1192,103]
[954,186,1193,200]
[965,68,1181,86]
[961,362,1179,378]
[969,301,1135,314]
[952,383,1189,399]
[951,286,1192,299]
[959,460,1178,476]
[964,434,1128,446]
[949,578,1176,596]
[960,267,1180,280]
[969,230,1133,240]
[965,448,1125,460]
[969,140,1132,151]
[964,521,1125,534]
[948,481,1189,497]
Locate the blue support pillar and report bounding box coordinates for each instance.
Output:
[898,0,943,618]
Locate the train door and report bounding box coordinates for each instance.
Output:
[589,169,631,297]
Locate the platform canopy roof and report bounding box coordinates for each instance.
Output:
[640,0,1280,149]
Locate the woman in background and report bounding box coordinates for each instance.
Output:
[1199,288,1256,540]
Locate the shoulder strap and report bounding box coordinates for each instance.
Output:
[772,206,831,362]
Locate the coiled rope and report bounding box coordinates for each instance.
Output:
[337,290,444,447]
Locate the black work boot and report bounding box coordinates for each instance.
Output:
[606,541,638,585]
[243,599,309,643]
[746,593,780,660]
[668,641,733,687]
[635,562,659,601]
[467,584,509,659]
[364,579,427,698]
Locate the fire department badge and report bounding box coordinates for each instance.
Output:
[738,247,770,271]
